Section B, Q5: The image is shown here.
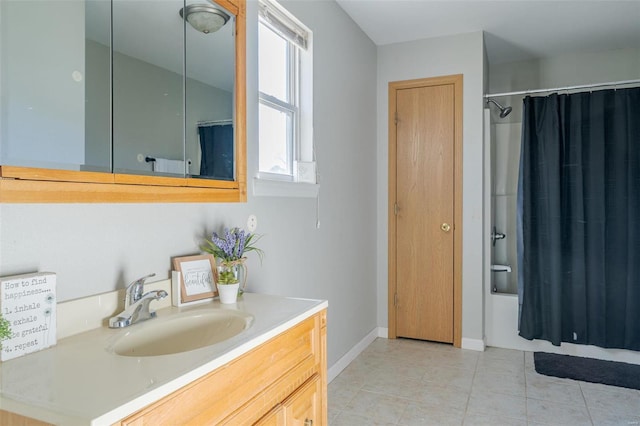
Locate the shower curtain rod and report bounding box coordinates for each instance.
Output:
[484,78,640,99]
[197,119,233,126]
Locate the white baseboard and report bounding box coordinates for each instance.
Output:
[461,337,486,352]
[377,327,388,338]
[328,327,379,383]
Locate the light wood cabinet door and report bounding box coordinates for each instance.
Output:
[282,375,321,426]
[254,376,321,426]
[254,405,285,425]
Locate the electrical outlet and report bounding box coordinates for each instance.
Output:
[295,161,316,184]
[247,214,258,232]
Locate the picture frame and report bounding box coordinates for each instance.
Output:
[172,254,218,303]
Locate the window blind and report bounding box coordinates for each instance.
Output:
[258,0,309,51]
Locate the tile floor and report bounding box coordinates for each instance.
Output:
[328,338,640,425]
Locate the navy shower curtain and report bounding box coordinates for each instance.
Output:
[199,124,234,180]
[518,87,640,350]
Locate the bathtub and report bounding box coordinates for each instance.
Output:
[484,110,640,364]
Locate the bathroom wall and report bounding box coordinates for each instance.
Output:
[488,46,640,123]
[85,40,233,173]
[0,0,378,369]
[376,31,486,347]
[0,1,86,168]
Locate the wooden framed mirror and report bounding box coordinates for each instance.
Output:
[0,0,246,203]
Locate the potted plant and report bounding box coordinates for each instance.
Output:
[0,314,12,349]
[202,227,263,303]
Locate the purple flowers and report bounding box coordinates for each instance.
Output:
[203,227,263,263]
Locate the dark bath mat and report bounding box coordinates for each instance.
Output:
[534,352,640,391]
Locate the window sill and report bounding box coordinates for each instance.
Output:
[252,177,319,198]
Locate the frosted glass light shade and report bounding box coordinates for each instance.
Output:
[180,4,229,34]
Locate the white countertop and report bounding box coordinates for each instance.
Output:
[0,293,327,425]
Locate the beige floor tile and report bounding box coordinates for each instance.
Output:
[355,351,396,369]
[581,384,640,417]
[343,389,409,423]
[421,365,475,391]
[526,398,592,425]
[463,413,528,426]
[372,361,430,380]
[466,389,527,420]
[481,346,525,362]
[330,366,369,388]
[328,406,341,424]
[472,369,526,397]
[526,369,581,386]
[328,381,361,411]
[418,348,480,371]
[589,407,640,426]
[362,337,401,355]
[525,373,586,406]
[385,347,446,368]
[331,411,397,426]
[398,401,465,426]
[579,379,640,395]
[362,374,429,400]
[524,351,534,369]
[330,338,640,426]
[476,354,525,376]
[413,381,472,409]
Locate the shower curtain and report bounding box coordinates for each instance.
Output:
[199,124,234,180]
[517,87,640,350]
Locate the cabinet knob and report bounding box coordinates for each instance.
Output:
[304,419,313,426]
[441,223,451,233]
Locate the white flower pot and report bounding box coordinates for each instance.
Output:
[217,283,240,304]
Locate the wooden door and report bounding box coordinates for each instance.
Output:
[391,78,459,344]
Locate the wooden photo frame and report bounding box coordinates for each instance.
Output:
[172,254,218,303]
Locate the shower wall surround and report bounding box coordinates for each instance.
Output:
[485,46,640,362]
[491,122,521,294]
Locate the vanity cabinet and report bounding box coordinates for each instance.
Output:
[255,374,321,425]
[115,310,327,426]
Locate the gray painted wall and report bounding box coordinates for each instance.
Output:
[487,47,640,123]
[0,0,378,368]
[85,39,233,174]
[1,1,85,169]
[85,39,111,171]
[376,32,486,344]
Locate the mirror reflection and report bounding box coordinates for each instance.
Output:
[0,0,236,181]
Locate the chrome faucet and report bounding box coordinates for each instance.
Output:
[109,273,168,328]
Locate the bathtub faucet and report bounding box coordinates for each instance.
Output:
[491,226,506,246]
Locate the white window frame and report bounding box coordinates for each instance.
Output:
[255,0,317,197]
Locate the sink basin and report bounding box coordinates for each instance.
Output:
[111,309,254,357]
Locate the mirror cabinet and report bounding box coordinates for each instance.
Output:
[0,0,246,202]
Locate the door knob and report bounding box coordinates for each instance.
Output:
[441,223,451,233]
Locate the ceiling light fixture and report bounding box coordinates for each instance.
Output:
[179,3,230,34]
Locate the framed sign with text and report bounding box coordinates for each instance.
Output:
[172,254,218,303]
[0,272,57,361]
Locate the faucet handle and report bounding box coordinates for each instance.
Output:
[125,273,156,305]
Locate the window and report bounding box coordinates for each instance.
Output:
[257,0,315,189]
